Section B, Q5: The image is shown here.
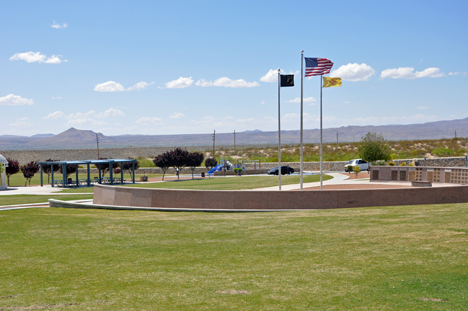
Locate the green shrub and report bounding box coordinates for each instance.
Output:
[407,163,415,166]
[137,157,155,167]
[346,165,354,172]
[376,160,387,166]
[233,168,242,175]
[388,162,396,166]
[432,147,454,157]
[399,162,406,166]
[353,165,361,178]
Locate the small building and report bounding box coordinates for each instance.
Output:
[0,154,8,190]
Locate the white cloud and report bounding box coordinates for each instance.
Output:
[344,101,350,104]
[196,77,259,88]
[103,108,125,117]
[380,67,445,79]
[417,106,430,110]
[51,96,62,100]
[448,72,467,76]
[169,112,186,119]
[51,21,67,29]
[136,117,163,124]
[165,77,193,89]
[260,101,266,105]
[9,52,67,64]
[351,114,440,125]
[44,111,65,119]
[260,69,280,82]
[44,109,124,125]
[10,117,32,127]
[287,97,317,103]
[94,81,125,92]
[194,79,213,87]
[330,63,375,81]
[0,94,34,106]
[127,81,154,91]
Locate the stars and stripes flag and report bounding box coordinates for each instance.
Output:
[304,57,334,77]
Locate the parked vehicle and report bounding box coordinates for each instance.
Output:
[344,159,369,172]
[267,166,295,175]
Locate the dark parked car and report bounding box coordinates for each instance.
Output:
[267,166,295,175]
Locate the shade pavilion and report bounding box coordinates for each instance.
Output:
[37,159,137,187]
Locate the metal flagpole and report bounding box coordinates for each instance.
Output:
[300,50,304,190]
[277,69,282,190]
[320,76,323,190]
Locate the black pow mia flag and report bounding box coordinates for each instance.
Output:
[280,74,294,87]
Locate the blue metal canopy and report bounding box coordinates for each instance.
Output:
[38,159,138,187]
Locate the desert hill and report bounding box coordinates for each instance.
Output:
[1,118,468,150]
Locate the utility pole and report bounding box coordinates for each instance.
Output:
[212,130,216,158]
[455,130,457,138]
[96,134,100,159]
[233,130,236,149]
[336,131,339,145]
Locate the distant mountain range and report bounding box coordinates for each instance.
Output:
[1,118,468,150]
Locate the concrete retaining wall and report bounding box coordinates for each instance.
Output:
[93,184,468,210]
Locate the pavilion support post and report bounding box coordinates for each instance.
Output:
[62,164,67,187]
[40,163,43,187]
[132,162,135,184]
[75,166,79,187]
[110,162,114,185]
[87,163,90,187]
[120,162,124,183]
[51,165,54,187]
[98,164,101,184]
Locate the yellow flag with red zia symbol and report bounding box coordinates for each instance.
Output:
[323,77,342,87]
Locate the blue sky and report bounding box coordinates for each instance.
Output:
[1,0,467,136]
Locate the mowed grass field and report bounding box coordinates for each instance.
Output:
[1,204,467,310]
[60,174,333,193]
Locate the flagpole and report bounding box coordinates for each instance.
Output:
[300,50,304,190]
[277,69,281,191]
[320,76,323,190]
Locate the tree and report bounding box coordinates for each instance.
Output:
[42,159,60,184]
[205,157,217,178]
[153,153,172,181]
[59,164,77,178]
[186,151,204,179]
[121,158,140,180]
[20,161,39,186]
[5,158,20,186]
[358,132,391,164]
[170,148,189,180]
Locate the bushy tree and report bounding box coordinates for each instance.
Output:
[121,158,140,180]
[20,161,39,186]
[5,158,20,186]
[59,164,77,177]
[170,148,189,180]
[358,132,391,164]
[153,152,173,181]
[186,152,204,179]
[42,159,60,184]
[205,157,217,178]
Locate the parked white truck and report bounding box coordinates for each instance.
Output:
[344,159,369,172]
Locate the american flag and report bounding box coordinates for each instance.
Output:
[305,57,334,77]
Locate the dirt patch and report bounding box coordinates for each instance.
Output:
[342,172,371,179]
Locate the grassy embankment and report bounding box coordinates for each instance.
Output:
[60,174,333,193]
[0,204,467,310]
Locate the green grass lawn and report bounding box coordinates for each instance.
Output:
[1,204,467,310]
[0,195,93,206]
[60,174,333,193]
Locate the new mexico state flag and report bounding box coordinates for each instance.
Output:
[323,77,342,87]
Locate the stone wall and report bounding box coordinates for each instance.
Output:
[90,183,468,210]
